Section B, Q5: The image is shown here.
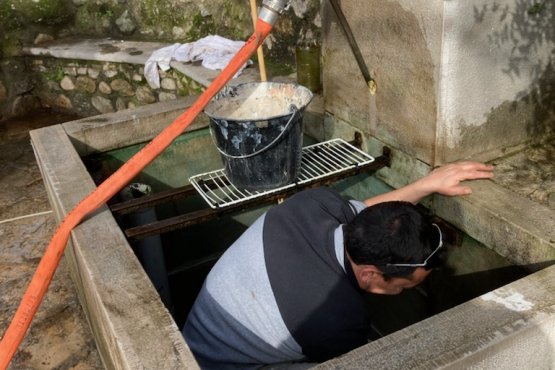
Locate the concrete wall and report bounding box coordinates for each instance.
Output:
[323,0,443,163]
[323,0,554,165]
[438,0,554,163]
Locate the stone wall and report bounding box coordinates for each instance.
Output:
[29,58,204,117]
[0,0,322,68]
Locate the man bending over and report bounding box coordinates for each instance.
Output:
[183,161,494,369]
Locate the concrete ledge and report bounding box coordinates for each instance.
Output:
[316,264,555,369]
[433,180,555,272]
[22,38,261,88]
[62,95,209,156]
[30,107,200,370]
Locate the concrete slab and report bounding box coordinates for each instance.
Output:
[316,264,555,370]
[433,180,555,272]
[22,38,170,65]
[21,38,261,89]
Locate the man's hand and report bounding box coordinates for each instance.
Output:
[364,161,494,206]
[416,161,494,197]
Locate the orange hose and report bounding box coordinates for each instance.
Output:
[0,19,273,369]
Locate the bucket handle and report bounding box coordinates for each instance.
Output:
[209,105,300,159]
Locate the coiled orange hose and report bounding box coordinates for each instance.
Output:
[0,19,273,369]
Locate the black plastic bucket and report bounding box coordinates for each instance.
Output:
[205,82,313,191]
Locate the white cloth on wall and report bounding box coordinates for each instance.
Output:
[144,35,251,89]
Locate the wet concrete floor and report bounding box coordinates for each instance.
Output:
[0,109,103,369]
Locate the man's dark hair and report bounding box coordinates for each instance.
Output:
[343,201,442,279]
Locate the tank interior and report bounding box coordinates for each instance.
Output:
[83,126,531,334]
[26,0,554,369]
[30,95,554,369]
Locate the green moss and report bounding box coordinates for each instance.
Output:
[10,0,74,26]
[97,8,114,18]
[140,0,191,36]
[74,2,123,35]
[528,1,548,15]
[42,64,64,82]
[1,37,22,57]
[138,0,250,42]
[214,0,250,40]
[262,59,294,78]
[185,12,215,41]
[0,1,22,30]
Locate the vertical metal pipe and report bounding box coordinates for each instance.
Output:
[120,183,173,311]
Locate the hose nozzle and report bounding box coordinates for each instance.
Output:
[258,0,291,26]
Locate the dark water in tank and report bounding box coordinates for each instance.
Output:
[364,234,529,338]
[83,135,529,336]
[164,218,528,333]
[96,179,528,333]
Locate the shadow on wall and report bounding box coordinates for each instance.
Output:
[527,61,555,138]
[474,1,555,139]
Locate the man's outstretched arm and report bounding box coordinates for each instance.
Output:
[364,161,494,207]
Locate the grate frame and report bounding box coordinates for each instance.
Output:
[189,138,375,209]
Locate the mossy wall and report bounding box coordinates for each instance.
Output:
[0,0,322,66]
[32,58,205,117]
[0,0,322,120]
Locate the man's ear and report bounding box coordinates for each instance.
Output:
[359,265,383,283]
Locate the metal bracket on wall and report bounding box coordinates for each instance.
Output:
[349,131,363,149]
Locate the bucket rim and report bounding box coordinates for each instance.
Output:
[204,81,314,121]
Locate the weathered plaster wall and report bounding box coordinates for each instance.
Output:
[438,0,554,163]
[323,0,443,164]
[323,0,554,166]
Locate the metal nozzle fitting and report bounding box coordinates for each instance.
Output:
[258,0,291,26]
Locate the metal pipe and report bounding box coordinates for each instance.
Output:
[258,0,291,26]
[119,183,173,311]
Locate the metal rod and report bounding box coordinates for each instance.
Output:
[110,185,198,215]
[329,0,377,94]
[121,149,390,241]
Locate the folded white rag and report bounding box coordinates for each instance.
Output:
[144,35,251,89]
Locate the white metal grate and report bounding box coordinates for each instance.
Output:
[189,138,375,209]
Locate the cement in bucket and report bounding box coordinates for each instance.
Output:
[205,82,313,191]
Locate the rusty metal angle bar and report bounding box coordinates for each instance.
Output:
[123,149,390,241]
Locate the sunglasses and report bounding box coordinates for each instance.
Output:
[386,223,443,267]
